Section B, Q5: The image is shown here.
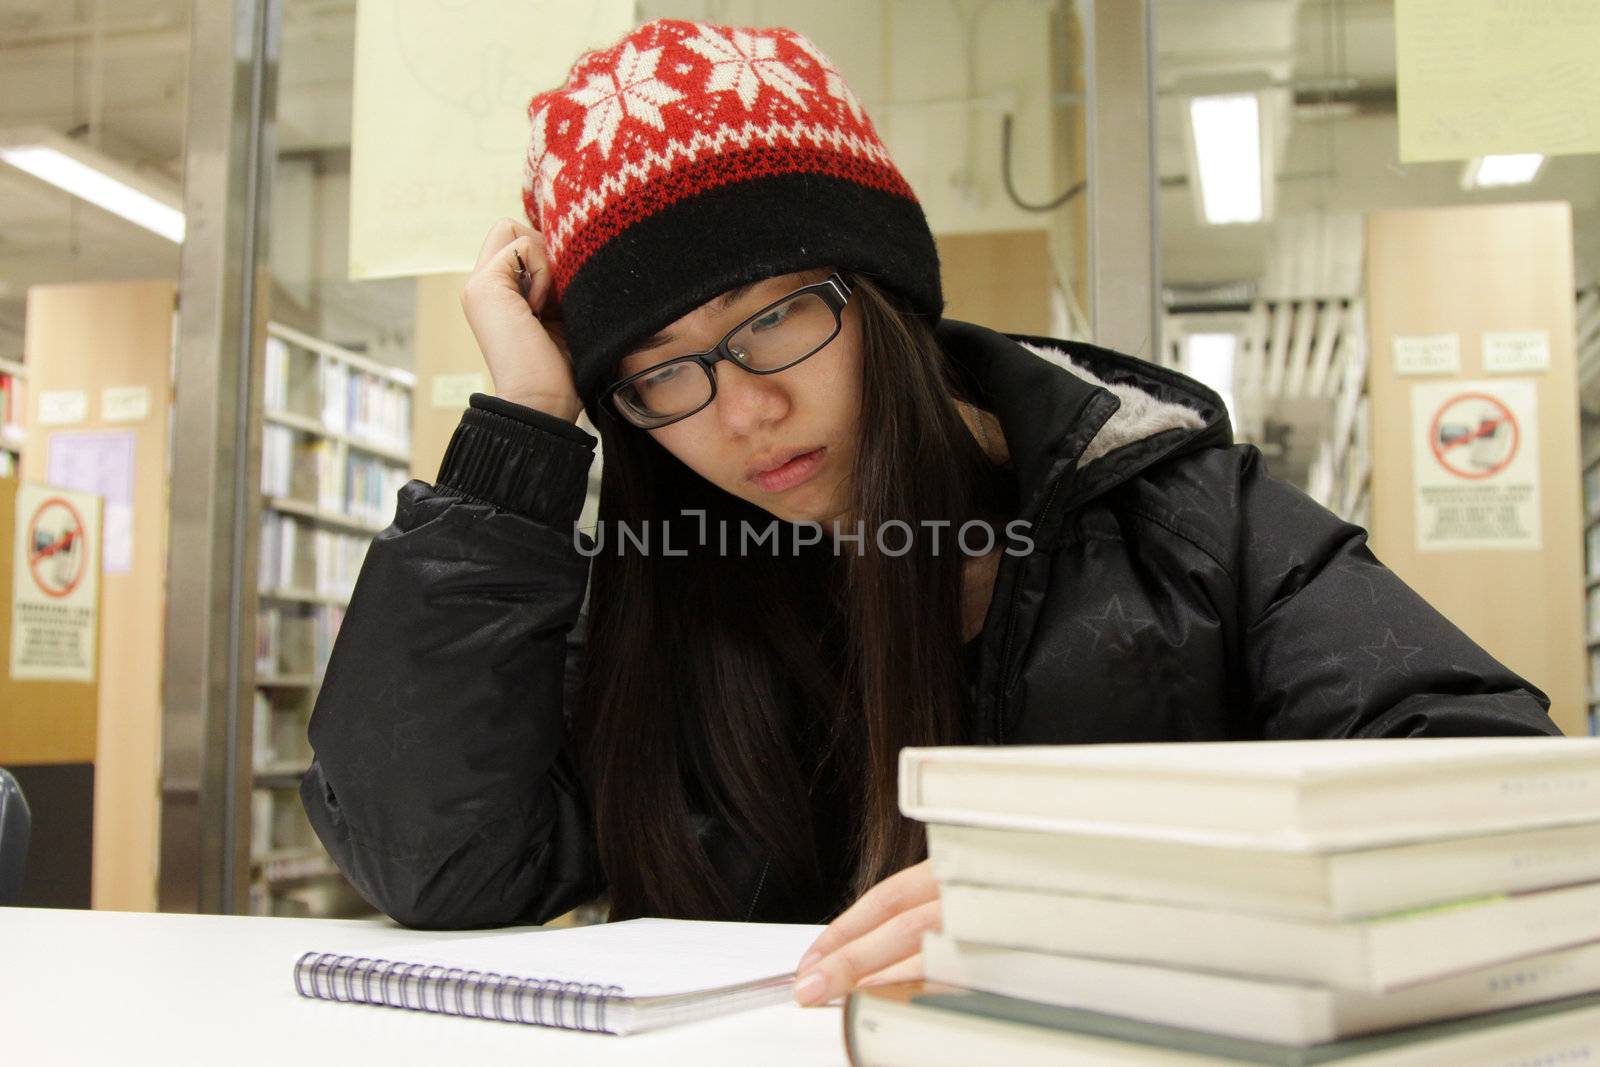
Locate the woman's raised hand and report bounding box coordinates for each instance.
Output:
[791,858,942,1006]
[460,218,583,424]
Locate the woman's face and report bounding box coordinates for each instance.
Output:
[612,268,864,526]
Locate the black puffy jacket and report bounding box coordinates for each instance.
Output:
[301,320,1559,929]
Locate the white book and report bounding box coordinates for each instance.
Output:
[846,985,1600,1067]
[925,820,1600,920]
[900,738,1600,850]
[293,918,821,1035]
[922,932,1600,1046]
[938,880,1600,992]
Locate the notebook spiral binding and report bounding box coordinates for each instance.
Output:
[293,952,627,1032]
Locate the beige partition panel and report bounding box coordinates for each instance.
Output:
[411,273,483,482]
[22,279,175,909]
[936,230,1055,339]
[1365,204,1584,736]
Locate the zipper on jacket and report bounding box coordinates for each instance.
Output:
[994,475,1065,743]
[743,856,771,921]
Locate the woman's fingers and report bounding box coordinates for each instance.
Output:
[857,953,925,990]
[793,897,942,1006]
[471,217,542,275]
[798,859,937,971]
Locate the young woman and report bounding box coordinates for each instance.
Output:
[300,18,1557,1007]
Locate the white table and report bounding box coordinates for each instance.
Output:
[1,907,849,1066]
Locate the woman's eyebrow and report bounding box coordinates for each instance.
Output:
[626,281,761,356]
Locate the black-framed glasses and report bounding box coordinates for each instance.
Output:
[604,273,853,429]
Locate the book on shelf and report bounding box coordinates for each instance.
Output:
[319,358,412,452]
[924,820,1600,922]
[292,918,821,1034]
[0,370,23,445]
[260,434,406,528]
[844,983,1600,1067]
[921,933,1600,1047]
[255,601,346,680]
[263,335,290,412]
[261,512,367,599]
[898,738,1600,849]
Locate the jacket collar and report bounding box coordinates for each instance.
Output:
[935,320,1233,526]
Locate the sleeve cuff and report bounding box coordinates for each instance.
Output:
[436,397,597,524]
[469,392,598,447]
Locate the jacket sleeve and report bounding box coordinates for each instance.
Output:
[299,393,606,928]
[1224,447,1562,739]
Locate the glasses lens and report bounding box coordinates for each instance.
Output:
[728,292,838,371]
[615,359,711,425]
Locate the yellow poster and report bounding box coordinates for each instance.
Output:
[1395,0,1600,162]
[348,0,635,280]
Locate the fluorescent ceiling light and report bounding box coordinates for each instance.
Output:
[1461,153,1545,190]
[1188,94,1264,225]
[0,130,184,243]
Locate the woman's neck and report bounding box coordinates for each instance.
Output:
[957,400,1010,467]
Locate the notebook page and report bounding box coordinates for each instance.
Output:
[314,919,824,998]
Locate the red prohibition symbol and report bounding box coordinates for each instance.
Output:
[25,496,89,598]
[1428,392,1519,481]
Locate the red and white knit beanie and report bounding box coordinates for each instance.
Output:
[522,18,943,410]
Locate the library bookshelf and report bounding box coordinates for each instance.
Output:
[0,356,24,478]
[1304,300,1372,527]
[1580,283,1600,737]
[250,321,414,918]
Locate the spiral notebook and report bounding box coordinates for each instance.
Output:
[292,918,824,1035]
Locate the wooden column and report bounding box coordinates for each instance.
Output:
[20,278,176,909]
[1365,203,1584,735]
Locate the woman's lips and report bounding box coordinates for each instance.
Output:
[750,447,827,493]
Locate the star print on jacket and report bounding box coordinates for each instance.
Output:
[1361,629,1425,677]
[1077,594,1154,653]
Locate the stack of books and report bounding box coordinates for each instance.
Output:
[847,737,1600,1066]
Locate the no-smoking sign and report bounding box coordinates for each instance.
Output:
[1428,391,1519,480]
[10,481,101,682]
[1410,379,1540,552]
[26,496,88,597]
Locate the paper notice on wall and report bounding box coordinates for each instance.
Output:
[1393,333,1460,376]
[46,430,137,573]
[11,481,101,683]
[347,0,634,280]
[37,390,88,426]
[1483,331,1551,375]
[1410,379,1541,552]
[1395,0,1600,162]
[101,385,152,423]
[431,372,486,409]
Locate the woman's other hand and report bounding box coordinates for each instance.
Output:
[459,218,583,424]
[792,859,941,1006]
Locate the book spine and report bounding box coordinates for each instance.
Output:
[292,952,623,1032]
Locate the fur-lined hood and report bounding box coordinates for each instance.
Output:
[935,319,1233,527]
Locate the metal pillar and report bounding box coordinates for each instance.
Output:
[159,0,279,913]
[1083,0,1160,359]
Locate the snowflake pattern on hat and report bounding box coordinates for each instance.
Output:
[521,18,917,296]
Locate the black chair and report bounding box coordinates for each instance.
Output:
[0,768,31,905]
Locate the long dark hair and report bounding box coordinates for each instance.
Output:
[574,273,1013,921]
